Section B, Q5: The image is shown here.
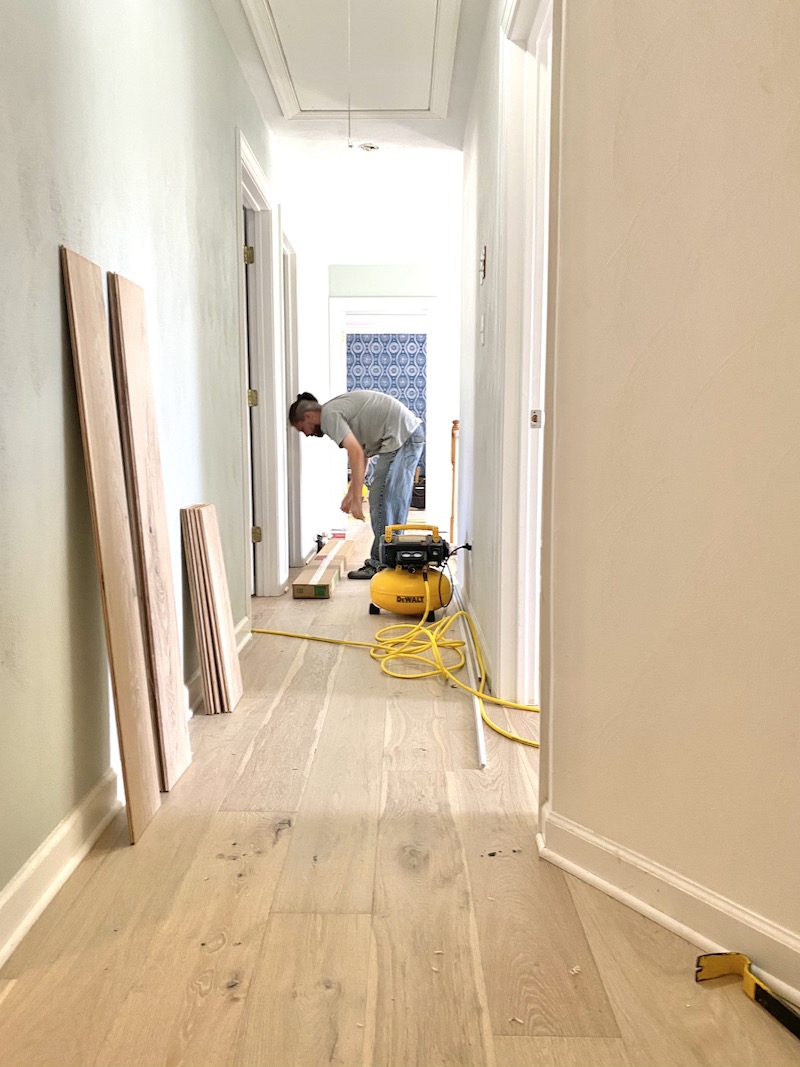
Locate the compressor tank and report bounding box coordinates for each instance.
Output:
[369,566,451,616]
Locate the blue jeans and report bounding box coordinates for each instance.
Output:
[367,426,425,566]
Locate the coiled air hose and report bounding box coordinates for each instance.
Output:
[252,570,539,749]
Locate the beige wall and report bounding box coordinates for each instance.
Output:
[540,0,800,987]
[0,0,270,889]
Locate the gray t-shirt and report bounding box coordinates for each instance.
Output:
[320,390,421,457]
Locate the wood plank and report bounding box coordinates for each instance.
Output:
[568,877,800,1066]
[368,692,491,1067]
[270,647,386,912]
[92,812,294,1067]
[448,747,619,1038]
[220,639,342,812]
[236,914,372,1067]
[181,506,220,715]
[108,272,191,788]
[0,979,17,1010]
[60,246,160,842]
[495,1036,633,1067]
[188,504,225,714]
[195,504,244,711]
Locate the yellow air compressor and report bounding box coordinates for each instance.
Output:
[369,524,452,620]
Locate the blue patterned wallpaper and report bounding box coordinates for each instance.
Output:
[346,333,427,472]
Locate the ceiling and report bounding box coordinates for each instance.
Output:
[212,0,491,152]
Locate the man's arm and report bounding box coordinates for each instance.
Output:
[340,431,366,520]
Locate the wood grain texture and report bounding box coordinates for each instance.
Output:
[188,505,226,712]
[270,646,386,913]
[181,507,221,715]
[220,639,341,812]
[60,246,160,842]
[0,979,17,1010]
[368,692,491,1067]
[108,272,191,788]
[195,504,244,711]
[448,740,618,1039]
[568,877,800,1067]
[494,1036,633,1066]
[93,812,294,1067]
[237,914,372,1066]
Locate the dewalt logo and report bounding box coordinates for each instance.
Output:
[397,595,425,604]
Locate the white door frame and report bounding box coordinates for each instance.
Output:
[236,130,289,597]
[497,0,554,705]
[327,297,453,531]
[282,235,303,567]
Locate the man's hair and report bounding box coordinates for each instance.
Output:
[288,391,321,424]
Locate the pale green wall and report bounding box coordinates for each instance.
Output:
[329,264,439,297]
[0,0,271,888]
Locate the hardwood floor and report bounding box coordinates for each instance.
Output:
[1,529,798,1065]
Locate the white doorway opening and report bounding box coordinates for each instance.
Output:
[328,295,456,538]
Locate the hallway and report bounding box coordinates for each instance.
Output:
[0,529,796,1065]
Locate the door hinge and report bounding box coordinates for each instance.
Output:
[243,245,255,265]
[247,388,259,407]
[251,526,262,543]
[530,409,544,428]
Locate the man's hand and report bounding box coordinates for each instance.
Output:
[340,489,365,521]
[340,432,367,522]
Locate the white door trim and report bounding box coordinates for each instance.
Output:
[496,0,554,705]
[282,235,303,567]
[236,130,289,597]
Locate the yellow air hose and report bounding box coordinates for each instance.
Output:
[252,572,540,748]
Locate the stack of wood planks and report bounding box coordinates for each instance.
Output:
[60,247,193,843]
[181,505,244,714]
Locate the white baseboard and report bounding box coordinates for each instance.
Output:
[234,614,252,653]
[451,576,496,690]
[537,804,800,1005]
[185,615,252,717]
[0,769,121,969]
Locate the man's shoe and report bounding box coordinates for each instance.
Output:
[347,563,377,580]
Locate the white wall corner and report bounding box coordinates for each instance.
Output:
[537,804,800,1006]
[0,769,121,969]
[185,672,204,717]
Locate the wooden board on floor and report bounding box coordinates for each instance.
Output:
[195,504,244,711]
[60,246,161,843]
[447,751,619,1038]
[368,693,491,1067]
[494,1036,633,1067]
[237,914,372,1066]
[92,812,295,1067]
[220,639,342,812]
[108,272,191,789]
[269,648,386,913]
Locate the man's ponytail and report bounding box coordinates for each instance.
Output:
[288,391,321,424]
